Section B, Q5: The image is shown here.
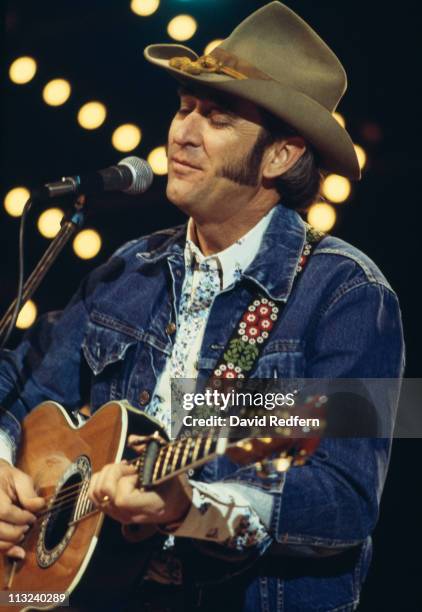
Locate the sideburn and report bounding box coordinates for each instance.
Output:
[216,127,274,187]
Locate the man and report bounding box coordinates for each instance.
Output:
[0,2,404,611]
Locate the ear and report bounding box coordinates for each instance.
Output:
[262,136,306,179]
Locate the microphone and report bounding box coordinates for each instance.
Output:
[31,156,154,202]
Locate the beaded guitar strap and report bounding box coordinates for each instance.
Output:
[211,224,325,382]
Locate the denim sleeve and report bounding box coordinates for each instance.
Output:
[190,282,404,566]
[0,237,145,462]
[0,288,91,462]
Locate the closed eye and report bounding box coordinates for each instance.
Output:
[208,110,233,128]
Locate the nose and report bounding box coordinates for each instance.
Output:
[172,110,203,148]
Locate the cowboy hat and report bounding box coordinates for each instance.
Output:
[144,1,360,180]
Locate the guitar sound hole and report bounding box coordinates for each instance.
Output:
[44,473,82,551]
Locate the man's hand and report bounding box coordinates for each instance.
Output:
[0,459,45,560]
[87,461,193,526]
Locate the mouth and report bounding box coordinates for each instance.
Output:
[171,157,203,172]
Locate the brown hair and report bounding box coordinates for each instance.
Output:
[256,110,325,211]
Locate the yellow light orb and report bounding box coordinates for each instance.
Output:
[4,187,30,217]
[204,39,224,55]
[42,79,71,106]
[111,124,142,152]
[307,203,337,232]
[73,229,102,260]
[130,0,160,17]
[322,174,352,203]
[9,56,37,84]
[16,300,37,330]
[37,208,64,239]
[354,144,367,170]
[77,101,107,130]
[333,112,345,128]
[167,15,197,42]
[148,146,168,175]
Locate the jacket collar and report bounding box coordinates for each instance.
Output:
[242,204,306,301]
[136,204,306,302]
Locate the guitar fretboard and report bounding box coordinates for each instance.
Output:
[139,432,226,485]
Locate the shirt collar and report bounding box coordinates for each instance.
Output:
[136,204,308,302]
[184,208,276,290]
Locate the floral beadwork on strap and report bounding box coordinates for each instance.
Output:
[211,225,325,381]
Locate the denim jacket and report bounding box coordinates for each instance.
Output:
[0,204,404,611]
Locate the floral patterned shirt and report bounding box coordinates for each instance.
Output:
[145,210,275,584]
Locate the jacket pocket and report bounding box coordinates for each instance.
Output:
[253,339,305,378]
[82,315,139,376]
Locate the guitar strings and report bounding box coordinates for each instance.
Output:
[33,454,144,523]
[35,483,95,524]
[33,435,211,524]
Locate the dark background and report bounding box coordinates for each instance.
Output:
[2,1,421,609]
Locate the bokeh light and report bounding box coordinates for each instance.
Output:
[16,300,37,330]
[77,101,107,130]
[354,144,367,170]
[322,174,352,203]
[333,112,346,128]
[204,39,224,55]
[9,57,37,84]
[37,208,64,239]
[4,187,30,217]
[148,146,168,175]
[167,15,197,42]
[111,124,142,152]
[307,203,337,232]
[130,0,160,17]
[42,79,71,106]
[73,229,102,259]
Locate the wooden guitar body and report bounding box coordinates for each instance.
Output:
[0,401,161,611]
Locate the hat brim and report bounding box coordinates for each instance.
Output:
[144,44,361,181]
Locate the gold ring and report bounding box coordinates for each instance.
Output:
[100,495,110,506]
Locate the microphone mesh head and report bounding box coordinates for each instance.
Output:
[118,156,154,195]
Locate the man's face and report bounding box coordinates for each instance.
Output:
[166,88,269,221]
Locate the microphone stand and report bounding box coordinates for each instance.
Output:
[0,194,86,345]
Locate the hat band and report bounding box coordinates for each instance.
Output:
[169,47,274,82]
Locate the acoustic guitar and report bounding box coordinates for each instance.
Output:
[0,399,321,611]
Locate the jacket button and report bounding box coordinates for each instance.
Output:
[166,322,177,335]
[139,390,150,406]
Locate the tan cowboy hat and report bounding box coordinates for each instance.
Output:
[144,1,360,180]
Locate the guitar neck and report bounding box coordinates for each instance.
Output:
[136,432,228,487]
